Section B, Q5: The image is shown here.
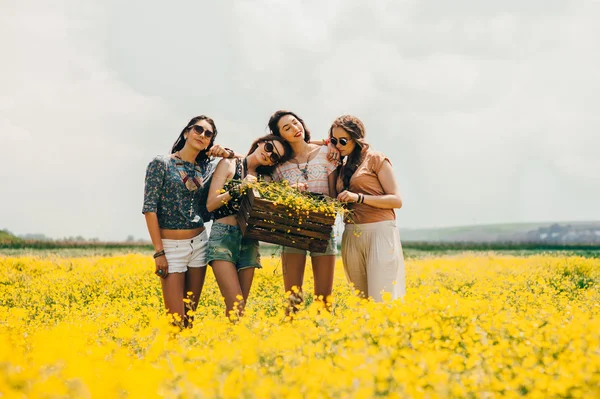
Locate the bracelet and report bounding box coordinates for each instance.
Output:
[323,138,330,146]
[153,249,165,259]
[224,148,235,159]
[357,194,365,204]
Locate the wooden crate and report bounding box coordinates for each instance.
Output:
[237,188,335,252]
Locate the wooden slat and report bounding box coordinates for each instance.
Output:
[236,198,251,235]
[237,188,333,252]
[245,188,260,208]
[243,187,337,225]
[245,227,329,252]
[247,217,330,240]
[308,240,329,253]
[248,209,332,233]
[252,199,336,225]
[245,227,313,249]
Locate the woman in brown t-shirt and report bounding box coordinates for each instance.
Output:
[330,115,406,302]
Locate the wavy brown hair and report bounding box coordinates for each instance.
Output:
[267,110,311,144]
[171,115,218,167]
[246,134,293,176]
[329,115,370,190]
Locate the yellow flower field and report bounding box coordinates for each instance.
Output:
[1,253,599,398]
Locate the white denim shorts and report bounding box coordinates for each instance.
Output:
[162,230,209,273]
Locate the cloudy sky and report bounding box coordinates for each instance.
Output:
[2,0,599,241]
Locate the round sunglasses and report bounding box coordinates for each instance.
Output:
[263,141,282,163]
[330,136,350,146]
[189,125,214,138]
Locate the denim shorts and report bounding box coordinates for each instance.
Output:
[282,231,338,257]
[207,223,261,271]
[162,230,209,273]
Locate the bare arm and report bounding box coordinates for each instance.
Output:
[337,161,402,209]
[207,144,243,159]
[206,159,235,212]
[144,213,163,252]
[309,139,340,163]
[144,212,169,278]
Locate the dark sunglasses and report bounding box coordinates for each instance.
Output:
[330,137,350,146]
[189,125,214,138]
[263,141,282,163]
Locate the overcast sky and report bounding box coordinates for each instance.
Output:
[1,0,599,241]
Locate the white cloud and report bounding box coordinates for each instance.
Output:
[0,2,175,240]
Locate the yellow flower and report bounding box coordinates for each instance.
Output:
[0,254,598,397]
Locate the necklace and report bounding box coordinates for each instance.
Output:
[294,149,314,180]
[175,152,202,191]
[174,152,202,221]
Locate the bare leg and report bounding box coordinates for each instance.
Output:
[184,267,207,326]
[211,260,244,319]
[160,272,186,326]
[282,252,307,314]
[311,255,336,310]
[238,268,255,303]
[184,267,207,310]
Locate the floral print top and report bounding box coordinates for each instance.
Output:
[142,155,214,229]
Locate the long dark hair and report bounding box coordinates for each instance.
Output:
[247,134,292,176]
[171,115,218,167]
[329,115,370,190]
[267,110,311,143]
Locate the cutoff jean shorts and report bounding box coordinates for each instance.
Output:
[162,230,209,273]
[207,223,261,271]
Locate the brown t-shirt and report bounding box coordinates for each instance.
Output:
[336,150,396,225]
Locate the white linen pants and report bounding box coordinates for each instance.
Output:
[341,220,406,301]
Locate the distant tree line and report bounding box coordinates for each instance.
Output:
[0,229,151,249]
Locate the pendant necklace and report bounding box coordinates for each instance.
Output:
[297,152,312,180]
[175,151,202,222]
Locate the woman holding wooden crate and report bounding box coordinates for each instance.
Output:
[268,110,340,313]
[330,115,406,302]
[206,134,292,319]
[142,115,234,327]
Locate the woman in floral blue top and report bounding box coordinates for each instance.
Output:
[143,115,234,326]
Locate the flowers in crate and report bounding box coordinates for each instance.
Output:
[248,180,348,219]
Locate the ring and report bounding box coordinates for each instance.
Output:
[157,269,163,275]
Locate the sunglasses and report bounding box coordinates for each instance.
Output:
[263,141,282,163]
[189,125,214,138]
[330,137,350,146]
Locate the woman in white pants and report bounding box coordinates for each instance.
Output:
[330,115,406,302]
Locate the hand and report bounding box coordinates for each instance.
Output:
[291,182,308,192]
[155,255,168,279]
[327,143,340,163]
[337,190,359,203]
[207,145,233,158]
